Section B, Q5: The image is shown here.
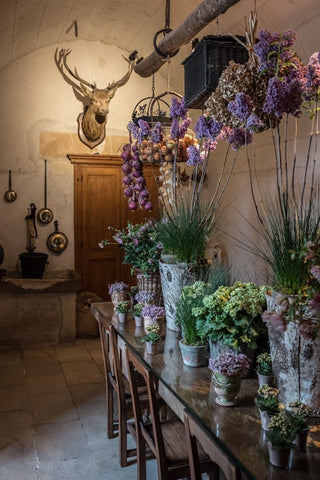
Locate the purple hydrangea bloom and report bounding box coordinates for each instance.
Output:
[141,304,165,319]
[135,290,155,304]
[151,122,163,143]
[209,353,250,376]
[170,97,187,120]
[127,121,139,139]
[226,128,253,150]
[227,93,253,121]
[108,281,130,294]
[195,115,222,140]
[247,114,265,132]
[186,145,202,166]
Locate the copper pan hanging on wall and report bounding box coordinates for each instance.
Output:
[4,170,17,202]
[37,159,54,224]
[47,220,68,254]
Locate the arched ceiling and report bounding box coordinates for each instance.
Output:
[1,0,320,92]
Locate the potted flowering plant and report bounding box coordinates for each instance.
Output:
[194,282,266,362]
[141,305,165,332]
[133,303,144,327]
[108,281,129,308]
[255,385,280,431]
[135,290,155,305]
[209,353,250,406]
[286,402,311,452]
[115,300,130,323]
[266,414,295,468]
[256,353,273,387]
[141,324,161,355]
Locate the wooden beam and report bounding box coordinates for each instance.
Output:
[134,0,241,78]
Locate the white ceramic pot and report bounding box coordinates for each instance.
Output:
[145,342,160,355]
[117,312,127,323]
[134,315,143,327]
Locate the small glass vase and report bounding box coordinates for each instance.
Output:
[211,372,241,406]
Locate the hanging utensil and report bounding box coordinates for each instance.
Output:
[25,203,38,252]
[4,170,17,202]
[47,220,68,254]
[37,159,54,224]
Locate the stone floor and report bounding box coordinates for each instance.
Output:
[0,338,158,480]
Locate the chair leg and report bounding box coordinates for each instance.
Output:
[106,380,115,439]
[119,413,128,467]
[136,432,146,480]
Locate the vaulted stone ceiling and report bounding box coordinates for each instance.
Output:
[1,0,320,92]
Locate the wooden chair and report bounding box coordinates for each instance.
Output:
[125,344,215,480]
[184,409,243,480]
[98,315,148,467]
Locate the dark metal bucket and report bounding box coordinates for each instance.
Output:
[18,252,48,279]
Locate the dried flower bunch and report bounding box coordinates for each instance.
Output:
[141,305,165,319]
[108,281,130,295]
[286,402,311,434]
[209,353,250,376]
[255,385,280,414]
[115,300,130,314]
[256,353,273,376]
[100,220,162,275]
[266,413,296,450]
[141,324,161,344]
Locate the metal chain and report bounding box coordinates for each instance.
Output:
[165,0,170,29]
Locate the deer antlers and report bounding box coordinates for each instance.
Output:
[54,47,135,96]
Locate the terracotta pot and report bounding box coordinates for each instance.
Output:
[258,374,274,388]
[179,339,207,367]
[267,442,291,468]
[134,315,143,327]
[145,341,160,355]
[259,410,272,431]
[293,429,309,452]
[117,312,127,323]
[211,372,241,406]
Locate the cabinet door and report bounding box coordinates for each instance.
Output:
[73,155,159,299]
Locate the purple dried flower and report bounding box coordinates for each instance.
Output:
[262,310,287,332]
[209,353,250,376]
[247,114,265,133]
[151,122,163,143]
[227,93,253,121]
[306,52,320,98]
[226,128,252,150]
[170,97,187,120]
[127,121,139,139]
[195,115,222,140]
[263,77,287,117]
[113,233,124,245]
[137,119,151,138]
[254,29,297,73]
[108,281,130,295]
[141,304,165,319]
[186,145,202,166]
[170,118,180,139]
[203,139,218,151]
[179,117,191,138]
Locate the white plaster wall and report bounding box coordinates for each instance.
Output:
[0,40,167,271]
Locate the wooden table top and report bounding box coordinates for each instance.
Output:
[91,302,320,480]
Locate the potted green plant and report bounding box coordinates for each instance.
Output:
[176,281,210,367]
[266,413,295,468]
[108,281,129,309]
[256,353,273,387]
[141,305,165,332]
[133,303,144,327]
[100,220,163,305]
[286,402,311,452]
[115,300,130,323]
[255,385,280,431]
[141,324,161,355]
[194,282,266,364]
[209,353,250,406]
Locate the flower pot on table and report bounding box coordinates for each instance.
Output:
[211,372,241,406]
[117,312,127,323]
[258,374,274,388]
[267,442,291,468]
[145,342,160,355]
[179,339,207,367]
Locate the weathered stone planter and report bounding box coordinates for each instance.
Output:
[211,372,242,406]
[159,262,200,331]
[179,340,207,367]
[266,292,320,414]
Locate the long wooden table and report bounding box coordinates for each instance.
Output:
[91,302,320,480]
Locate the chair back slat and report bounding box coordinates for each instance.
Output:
[98,316,114,379]
[109,325,127,404]
[184,410,242,480]
[125,345,168,473]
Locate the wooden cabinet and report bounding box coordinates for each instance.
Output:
[69,154,159,300]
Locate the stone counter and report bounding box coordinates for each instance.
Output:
[0,270,81,346]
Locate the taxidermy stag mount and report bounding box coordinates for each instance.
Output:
[55,48,136,148]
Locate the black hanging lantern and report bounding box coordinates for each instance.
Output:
[182,35,248,109]
[131,75,172,126]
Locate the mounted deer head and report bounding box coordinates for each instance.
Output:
[55,48,136,148]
